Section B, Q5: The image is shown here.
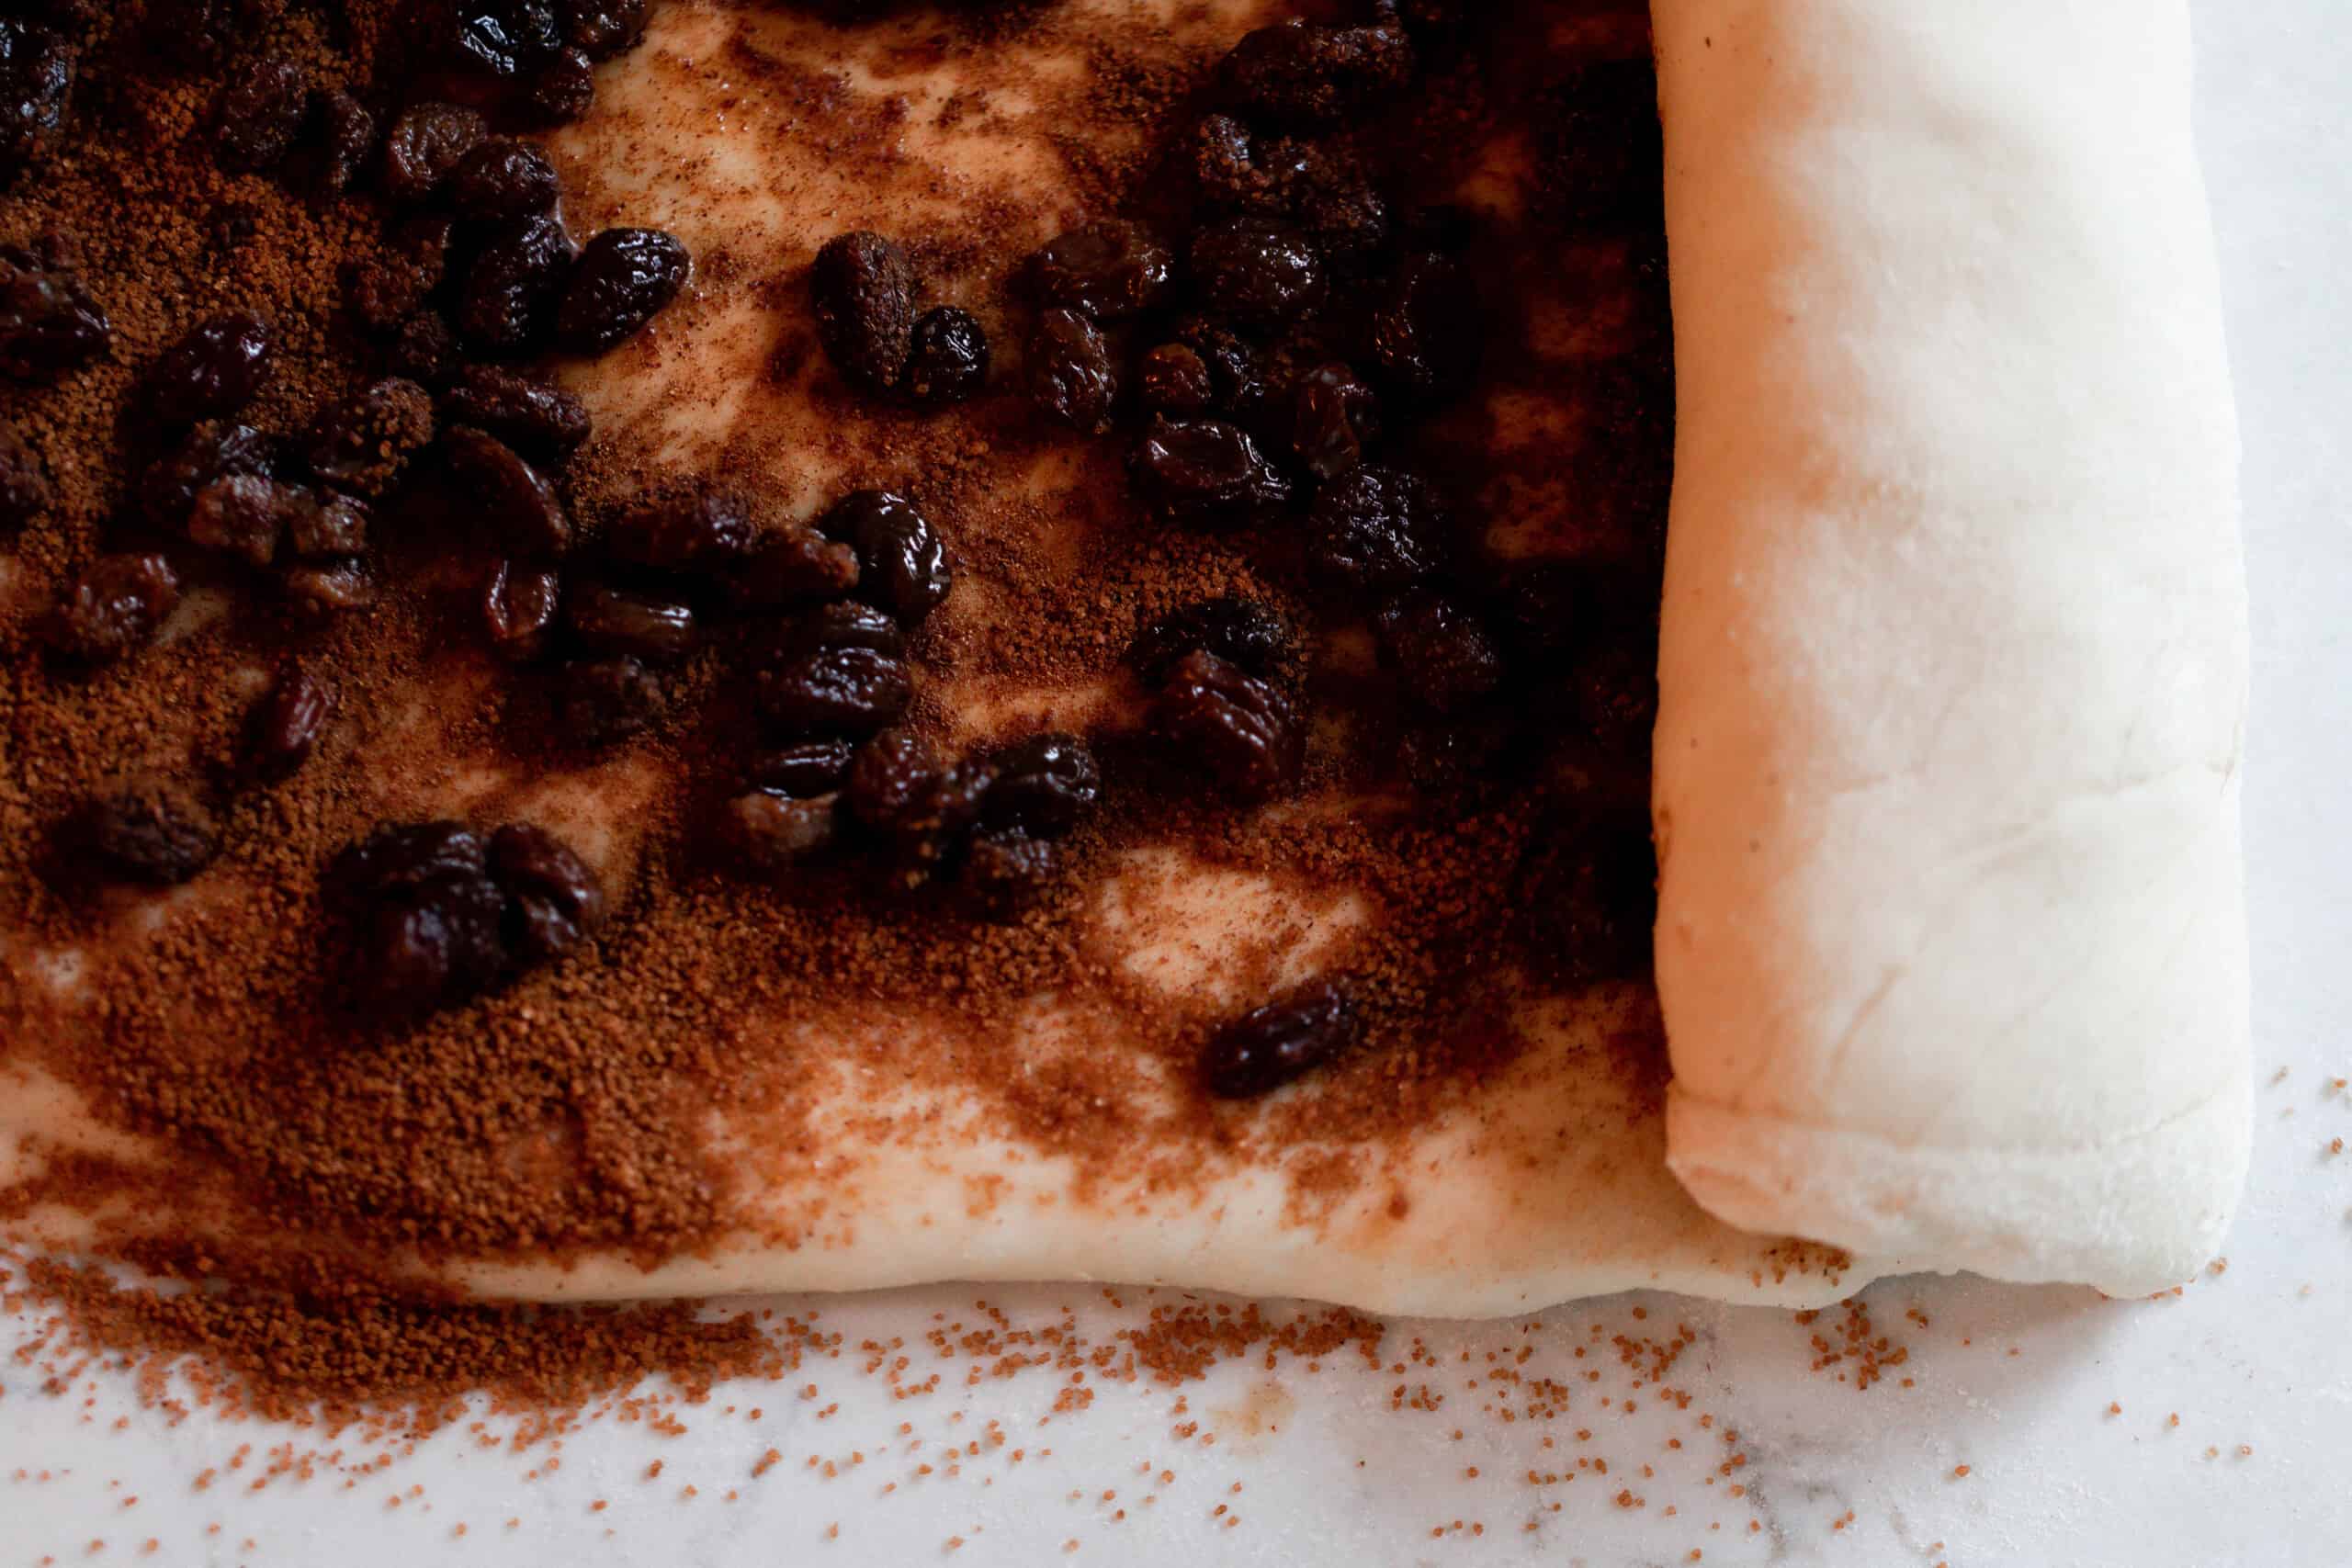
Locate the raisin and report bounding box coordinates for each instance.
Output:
[563,581,696,663]
[381,102,487,205]
[1194,120,1387,262]
[1524,813,1656,983]
[1199,980,1358,1100]
[305,378,435,498]
[527,47,595,125]
[242,667,335,784]
[747,739,856,797]
[345,217,454,333]
[483,558,561,661]
[1024,220,1172,319]
[65,781,219,888]
[1375,592,1505,713]
[284,490,370,558]
[488,821,605,964]
[961,829,1057,923]
[774,600,905,661]
[141,422,274,529]
[1189,220,1325,332]
[309,89,377,196]
[1305,466,1450,600]
[1285,145,1390,262]
[447,138,560,219]
[1027,307,1117,434]
[0,247,108,382]
[447,1,562,77]
[354,868,509,1019]
[555,228,690,354]
[147,312,273,427]
[281,558,378,617]
[721,790,841,874]
[607,487,752,576]
[457,214,576,355]
[557,654,665,745]
[334,820,488,901]
[886,758,995,880]
[385,310,464,383]
[1171,315,1266,419]
[187,474,303,566]
[756,645,912,737]
[903,307,989,408]
[43,553,179,663]
[567,0,647,59]
[213,55,309,174]
[810,231,915,393]
[1365,251,1481,403]
[1193,114,1290,209]
[1140,344,1213,416]
[729,527,860,609]
[845,728,939,832]
[0,423,51,531]
[1150,649,1302,802]
[1131,416,1292,529]
[1573,642,1657,755]
[1217,20,1414,127]
[1125,595,1290,686]
[819,489,951,628]
[0,21,73,179]
[983,732,1100,839]
[439,365,591,457]
[1288,362,1378,481]
[443,425,571,554]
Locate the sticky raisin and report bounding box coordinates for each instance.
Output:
[213,55,308,174]
[819,489,950,628]
[1200,980,1359,1100]
[187,473,303,566]
[1150,649,1303,802]
[447,138,560,219]
[447,1,562,77]
[747,739,856,798]
[242,668,335,784]
[810,231,914,393]
[381,102,487,205]
[1132,416,1292,529]
[555,228,690,354]
[444,425,571,554]
[567,0,647,59]
[721,790,841,874]
[1126,595,1290,687]
[439,366,590,457]
[0,21,73,179]
[483,558,561,661]
[1025,220,1173,319]
[1305,465,1450,600]
[527,48,595,124]
[845,728,939,832]
[961,829,1057,923]
[774,600,906,661]
[147,313,273,426]
[65,780,219,888]
[1027,307,1116,434]
[557,654,665,745]
[563,581,696,663]
[1217,20,1413,126]
[730,527,860,609]
[1375,591,1505,712]
[488,821,605,965]
[43,553,179,663]
[1288,362,1378,481]
[457,214,576,355]
[0,247,108,382]
[903,307,989,408]
[983,732,1100,839]
[756,645,911,737]
[1189,220,1324,331]
[1366,251,1481,403]
[607,488,752,577]
[305,378,435,498]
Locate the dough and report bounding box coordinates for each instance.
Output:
[1649,0,2249,1294]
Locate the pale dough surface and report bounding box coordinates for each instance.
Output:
[1649,0,2249,1293]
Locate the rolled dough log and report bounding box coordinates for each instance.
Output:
[1650,0,2249,1294]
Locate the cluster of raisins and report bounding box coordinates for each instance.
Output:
[809,231,989,407]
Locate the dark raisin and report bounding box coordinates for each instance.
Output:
[488,821,605,964]
[1125,595,1290,687]
[213,54,308,173]
[1365,251,1481,403]
[355,868,509,1019]
[747,739,856,797]
[309,89,377,196]
[1285,145,1390,262]
[447,0,562,76]
[1194,119,1388,261]
[888,758,995,880]
[608,487,752,576]
[1573,642,1657,755]
[65,781,219,888]
[983,732,1100,839]
[0,248,108,382]
[1131,416,1291,529]
[281,558,378,617]
[334,820,488,900]
[1188,220,1324,332]
[439,365,591,457]
[557,654,665,745]
[819,489,951,627]
[1305,466,1450,600]
[774,600,906,661]
[810,231,915,393]
[1171,316,1265,418]
[0,423,51,531]
[385,310,464,383]
[1200,980,1358,1100]
[1288,362,1378,481]
[43,553,179,663]
[961,829,1057,923]
[443,424,571,554]
[1026,307,1117,434]
[1524,813,1656,983]
[756,645,912,737]
[447,137,560,219]
[147,312,273,427]
[283,490,370,558]
[0,21,74,179]
[305,378,435,498]
[1150,649,1303,802]
[1375,592,1505,712]
[555,227,690,354]
[1139,344,1213,416]
[721,790,841,874]
[1024,220,1172,319]
[903,306,989,407]
[243,667,335,784]
[381,102,488,205]
[141,421,273,529]
[564,581,696,662]
[729,527,860,609]
[345,219,454,333]
[567,0,647,59]
[187,473,303,566]
[1217,20,1413,126]
[1193,114,1289,209]
[845,728,939,832]
[457,214,576,355]
[483,558,561,661]
[527,47,595,125]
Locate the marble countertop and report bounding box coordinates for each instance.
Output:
[6,3,2346,1562]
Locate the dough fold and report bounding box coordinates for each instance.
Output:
[1650,0,2249,1294]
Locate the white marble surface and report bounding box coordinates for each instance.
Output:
[6,2,2347,1562]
